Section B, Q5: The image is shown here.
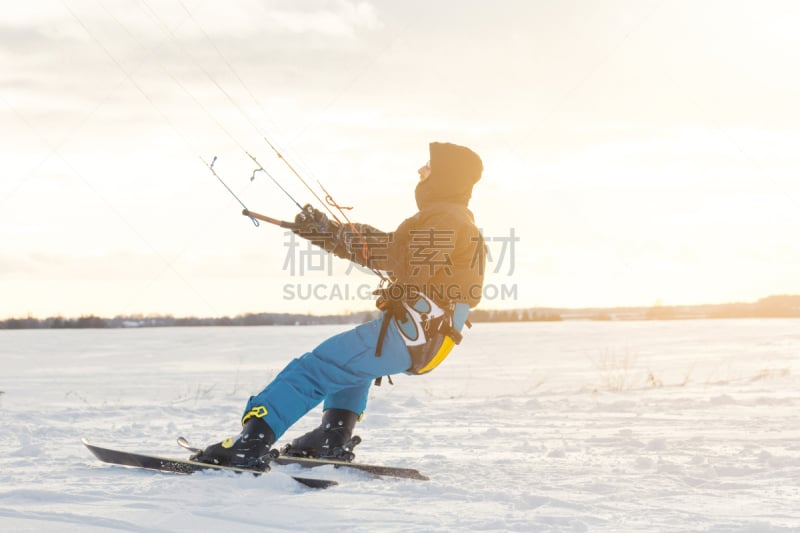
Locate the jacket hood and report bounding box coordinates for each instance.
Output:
[415,142,483,210]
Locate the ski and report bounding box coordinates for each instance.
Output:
[270,453,429,481]
[82,438,337,489]
[177,436,429,481]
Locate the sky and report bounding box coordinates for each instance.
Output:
[2,0,800,319]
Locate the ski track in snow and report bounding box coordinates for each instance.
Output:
[1,320,799,532]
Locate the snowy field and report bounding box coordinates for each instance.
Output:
[1,319,799,532]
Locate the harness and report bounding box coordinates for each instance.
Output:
[372,283,469,385]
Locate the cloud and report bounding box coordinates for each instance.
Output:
[266,0,382,36]
[0,24,53,54]
[2,1,389,123]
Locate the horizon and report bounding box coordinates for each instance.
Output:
[3,292,798,322]
[4,1,800,318]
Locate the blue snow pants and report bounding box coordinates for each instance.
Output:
[243,315,411,440]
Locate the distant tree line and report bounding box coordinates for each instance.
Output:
[706,294,800,319]
[3,295,798,330]
[642,294,800,320]
[0,312,380,330]
[0,308,561,330]
[468,309,563,322]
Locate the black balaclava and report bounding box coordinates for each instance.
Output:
[415,142,483,210]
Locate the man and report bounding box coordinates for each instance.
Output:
[192,142,486,468]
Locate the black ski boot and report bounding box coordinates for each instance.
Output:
[282,408,360,461]
[191,416,275,470]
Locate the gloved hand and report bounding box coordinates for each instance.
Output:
[292,204,347,257]
[293,204,336,234]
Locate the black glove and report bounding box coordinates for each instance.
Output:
[292,204,348,258]
[293,204,335,233]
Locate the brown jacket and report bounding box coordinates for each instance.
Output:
[345,202,485,308]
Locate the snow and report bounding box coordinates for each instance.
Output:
[1,319,799,532]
